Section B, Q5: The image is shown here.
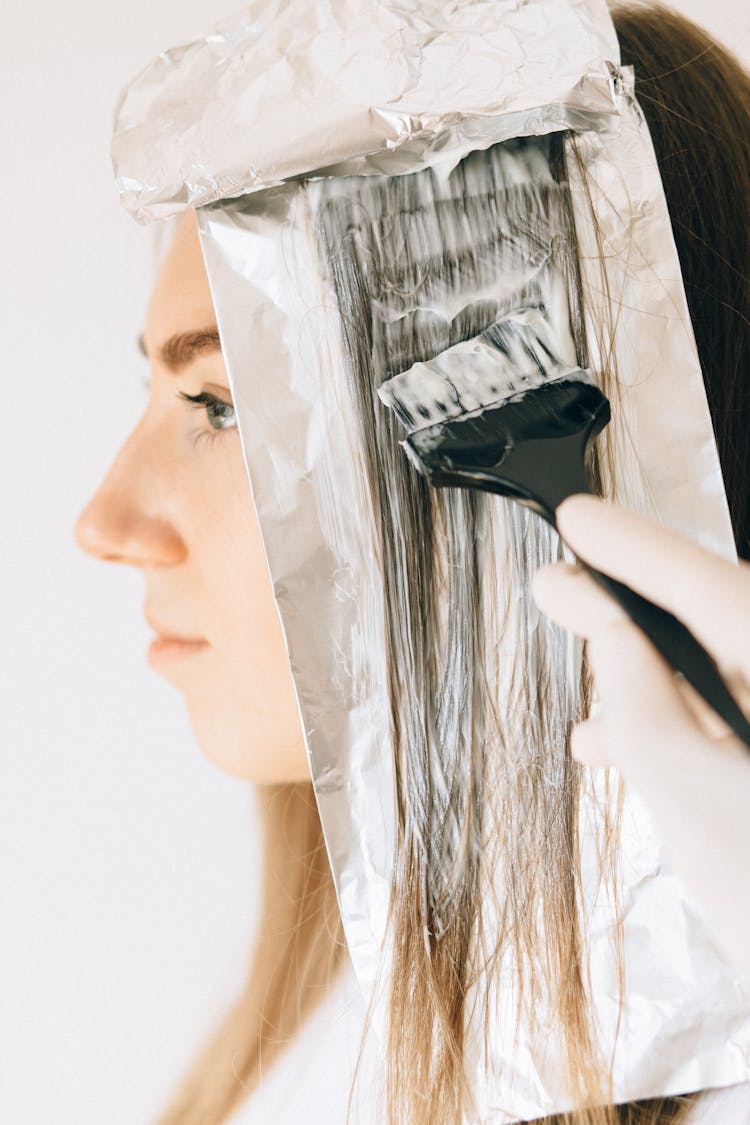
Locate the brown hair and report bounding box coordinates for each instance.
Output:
[613,2,750,561]
[152,6,750,1125]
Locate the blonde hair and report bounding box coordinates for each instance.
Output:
[153,784,347,1125]
[152,6,750,1124]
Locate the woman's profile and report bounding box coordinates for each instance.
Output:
[74,3,750,1124]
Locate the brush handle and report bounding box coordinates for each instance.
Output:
[579,562,750,752]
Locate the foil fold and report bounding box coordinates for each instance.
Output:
[112,0,620,222]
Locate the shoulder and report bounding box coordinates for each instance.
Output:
[226,963,384,1125]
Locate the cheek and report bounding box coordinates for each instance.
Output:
[187,440,310,784]
[199,443,279,652]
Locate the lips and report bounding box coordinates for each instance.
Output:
[147,636,210,667]
[144,608,210,670]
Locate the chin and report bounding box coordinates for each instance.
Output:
[185,695,312,785]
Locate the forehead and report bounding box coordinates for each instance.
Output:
[145,211,216,342]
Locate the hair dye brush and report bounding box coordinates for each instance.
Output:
[377,302,750,752]
[314,133,750,751]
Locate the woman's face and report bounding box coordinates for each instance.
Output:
[74,211,310,784]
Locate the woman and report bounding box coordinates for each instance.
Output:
[74,2,750,1123]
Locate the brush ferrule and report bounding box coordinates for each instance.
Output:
[378,305,593,435]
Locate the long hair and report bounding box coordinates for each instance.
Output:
[152,6,750,1124]
[152,784,348,1125]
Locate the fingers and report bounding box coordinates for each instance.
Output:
[586,614,697,743]
[532,562,625,636]
[554,495,750,674]
[582,617,700,772]
[532,560,717,766]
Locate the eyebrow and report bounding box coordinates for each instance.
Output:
[137,327,222,373]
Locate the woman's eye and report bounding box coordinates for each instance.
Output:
[177,390,237,433]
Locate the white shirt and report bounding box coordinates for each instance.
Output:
[226,964,750,1124]
[226,964,383,1125]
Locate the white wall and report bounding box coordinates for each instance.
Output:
[3,3,750,1123]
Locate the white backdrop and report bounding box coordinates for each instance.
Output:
[3,2,750,1123]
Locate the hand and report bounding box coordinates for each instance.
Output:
[532,494,750,975]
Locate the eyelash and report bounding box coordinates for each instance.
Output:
[177,390,237,447]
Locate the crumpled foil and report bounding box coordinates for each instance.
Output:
[111,0,750,1119]
[112,0,619,222]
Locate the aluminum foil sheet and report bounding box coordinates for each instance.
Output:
[111,0,750,1119]
[112,0,620,222]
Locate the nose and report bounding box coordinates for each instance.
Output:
[74,421,186,569]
